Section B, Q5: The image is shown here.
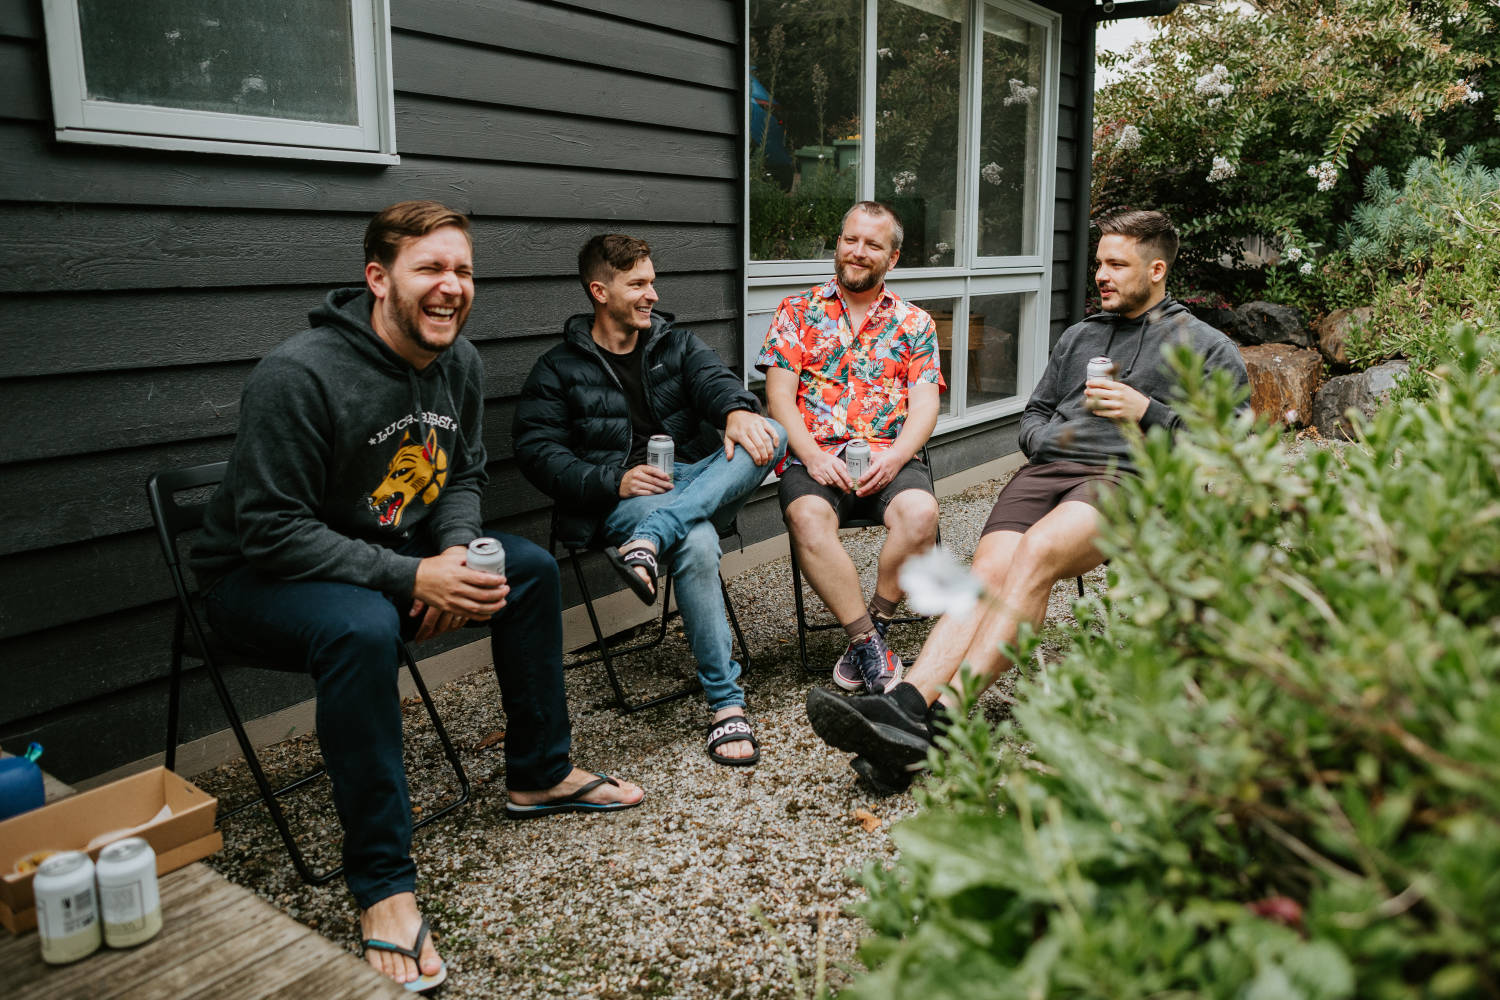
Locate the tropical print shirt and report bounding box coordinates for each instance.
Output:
[756,278,944,472]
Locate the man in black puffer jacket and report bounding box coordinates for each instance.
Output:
[514,234,787,766]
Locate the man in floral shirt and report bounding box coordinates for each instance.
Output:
[757,201,945,695]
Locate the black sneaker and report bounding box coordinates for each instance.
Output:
[850,755,914,796]
[806,686,933,771]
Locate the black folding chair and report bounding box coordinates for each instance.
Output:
[551,512,752,714]
[146,462,470,887]
[788,445,942,675]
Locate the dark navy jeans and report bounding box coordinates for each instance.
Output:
[203,533,571,909]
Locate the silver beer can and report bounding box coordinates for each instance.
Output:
[96,837,163,948]
[1087,356,1116,380]
[647,435,674,481]
[34,851,102,964]
[844,439,871,482]
[467,537,506,576]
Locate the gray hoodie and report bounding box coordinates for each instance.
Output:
[1017,297,1247,474]
[192,287,487,595]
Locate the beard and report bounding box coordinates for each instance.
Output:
[1099,280,1151,315]
[836,257,886,294]
[387,281,468,354]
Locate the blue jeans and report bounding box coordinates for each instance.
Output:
[602,419,787,712]
[203,533,572,909]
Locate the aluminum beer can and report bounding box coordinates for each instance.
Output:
[647,435,674,481]
[844,439,871,482]
[467,537,506,576]
[34,851,101,964]
[96,837,163,948]
[1087,356,1116,380]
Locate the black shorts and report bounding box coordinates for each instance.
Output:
[778,456,934,523]
[980,461,1123,536]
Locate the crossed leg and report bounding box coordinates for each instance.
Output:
[904,500,1106,707]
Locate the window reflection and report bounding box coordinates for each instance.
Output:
[977,6,1044,258]
[969,293,1022,406]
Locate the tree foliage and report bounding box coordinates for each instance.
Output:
[850,328,1500,999]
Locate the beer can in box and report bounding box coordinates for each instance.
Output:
[647,435,674,481]
[467,537,506,576]
[844,439,871,482]
[97,837,163,948]
[34,851,102,964]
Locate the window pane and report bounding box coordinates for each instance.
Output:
[749,0,863,261]
[876,0,963,268]
[969,292,1022,405]
[77,0,359,125]
[909,296,960,417]
[976,6,1044,257]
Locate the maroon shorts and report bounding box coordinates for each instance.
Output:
[980,461,1124,536]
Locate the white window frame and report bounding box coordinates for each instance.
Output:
[744,0,1060,432]
[41,0,398,164]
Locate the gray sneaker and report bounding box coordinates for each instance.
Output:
[832,619,899,692]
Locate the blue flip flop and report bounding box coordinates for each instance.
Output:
[504,772,643,819]
[363,916,448,993]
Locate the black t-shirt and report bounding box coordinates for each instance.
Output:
[598,337,660,467]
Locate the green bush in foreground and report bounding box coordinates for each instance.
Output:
[850,330,1500,999]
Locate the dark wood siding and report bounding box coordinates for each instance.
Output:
[0,0,742,781]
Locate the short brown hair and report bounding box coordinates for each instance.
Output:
[1094,210,1178,276]
[364,201,471,268]
[841,201,904,252]
[578,234,652,299]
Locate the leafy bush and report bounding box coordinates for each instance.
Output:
[850,330,1500,999]
[1341,146,1500,267]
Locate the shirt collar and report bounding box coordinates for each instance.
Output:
[818,277,895,311]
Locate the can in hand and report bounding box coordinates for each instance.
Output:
[844,439,871,483]
[467,537,506,577]
[33,851,102,964]
[1085,356,1116,411]
[647,435,674,482]
[96,837,163,948]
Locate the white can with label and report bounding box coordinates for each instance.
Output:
[96,837,163,948]
[466,537,506,577]
[844,439,871,483]
[34,850,102,964]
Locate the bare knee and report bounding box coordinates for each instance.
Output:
[785,496,838,546]
[884,490,938,543]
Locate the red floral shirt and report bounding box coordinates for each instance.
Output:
[757,279,945,473]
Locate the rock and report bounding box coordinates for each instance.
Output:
[1186,303,1241,340]
[1316,306,1374,365]
[1235,301,1311,348]
[1312,359,1410,439]
[1239,344,1321,426]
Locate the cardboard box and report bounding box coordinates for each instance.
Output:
[0,766,220,934]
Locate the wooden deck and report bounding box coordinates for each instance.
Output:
[0,758,405,999]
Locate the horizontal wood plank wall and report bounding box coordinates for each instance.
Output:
[0,0,742,780]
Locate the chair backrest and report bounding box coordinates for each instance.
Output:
[145,462,228,572]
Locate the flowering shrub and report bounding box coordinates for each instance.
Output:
[1093,0,1498,292]
[850,328,1500,999]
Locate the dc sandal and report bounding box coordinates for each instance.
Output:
[706,715,760,767]
[605,543,658,605]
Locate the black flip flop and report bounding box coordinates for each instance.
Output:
[362,917,448,993]
[605,543,658,605]
[707,714,760,766]
[504,772,644,819]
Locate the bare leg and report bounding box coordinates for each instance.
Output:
[785,494,867,625]
[362,891,442,986]
[908,501,1105,704]
[873,489,940,605]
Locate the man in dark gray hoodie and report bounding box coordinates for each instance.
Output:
[192,201,642,991]
[806,210,1249,792]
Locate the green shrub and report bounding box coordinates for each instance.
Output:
[850,329,1500,999]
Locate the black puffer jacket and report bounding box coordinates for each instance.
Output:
[514,310,762,546]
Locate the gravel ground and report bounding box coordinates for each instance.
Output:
[195,470,1105,999]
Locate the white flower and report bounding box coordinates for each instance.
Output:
[1193,63,1233,100]
[981,161,1003,185]
[1299,261,1314,275]
[1284,246,1303,262]
[1206,155,1237,182]
[1307,161,1339,191]
[1004,78,1039,106]
[935,241,952,254]
[899,546,984,618]
[1128,48,1153,71]
[917,32,929,43]
[892,170,917,194]
[1461,79,1484,104]
[1115,124,1142,151]
[877,47,892,59]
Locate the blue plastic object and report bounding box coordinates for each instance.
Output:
[0,743,45,822]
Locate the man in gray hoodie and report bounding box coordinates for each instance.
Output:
[192,201,642,991]
[806,210,1248,792]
